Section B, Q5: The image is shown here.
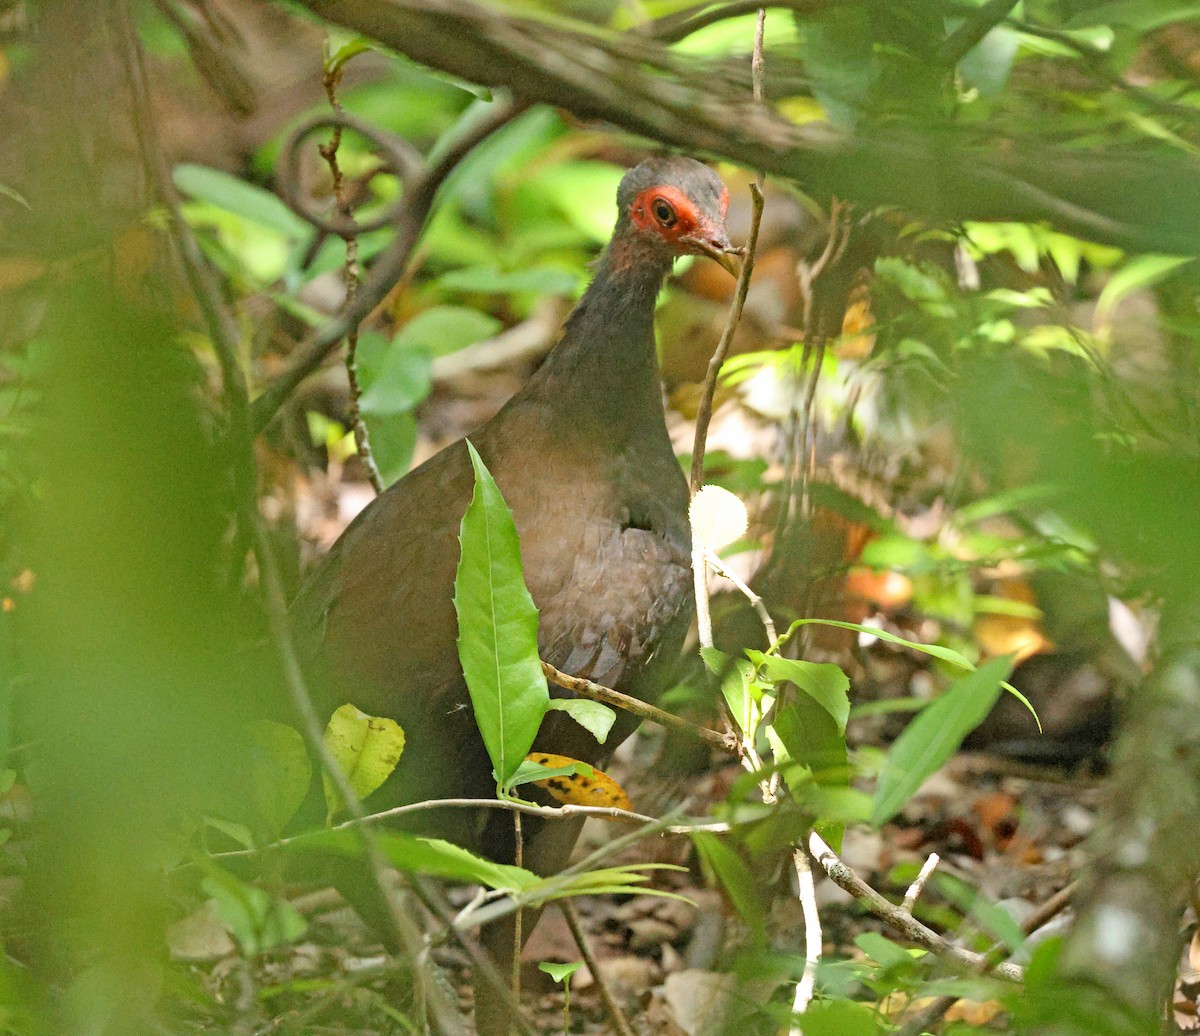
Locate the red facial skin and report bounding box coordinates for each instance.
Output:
[628,184,730,255]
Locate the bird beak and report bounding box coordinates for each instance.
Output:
[682,233,743,278]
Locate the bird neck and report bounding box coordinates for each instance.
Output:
[526,238,672,432]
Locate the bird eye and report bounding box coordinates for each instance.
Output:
[652,198,677,228]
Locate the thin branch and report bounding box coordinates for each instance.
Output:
[935,0,1020,66]
[902,852,941,914]
[209,797,733,862]
[789,847,821,1025]
[250,98,522,433]
[542,661,737,754]
[703,547,776,645]
[689,7,768,649]
[319,59,384,492]
[807,831,1024,983]
[561,900,637,1036]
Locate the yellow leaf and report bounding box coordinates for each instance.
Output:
[524,752,632,812]
[322,704,405,821]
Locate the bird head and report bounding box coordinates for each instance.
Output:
[615,157,741,276]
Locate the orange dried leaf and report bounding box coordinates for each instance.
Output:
[974,613,1051,664]
[525,752,633,812]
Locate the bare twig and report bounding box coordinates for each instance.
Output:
[318,58,384,491]
[902,852,941,914]
[542,661,737,754]
[562,900,637,1036]
[702,546,776,645]
[250,98,522,432]
[789,847,821,1025]
[808,831,1024,983]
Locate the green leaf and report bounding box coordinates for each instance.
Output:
[438,265,580,295]
[701,646,756,736]
[392,305,502,359]
[202,869,307,956]
[539,960,583,984]
[934,872,1027,951]
[321,704,406,822]
[855,931,916,970]
[358,333,432,416]
[691,832,766,940]
[748,653,851,734]
[505,758,594,789]
[1096,254,1192,324]
[248,720,311,836]
[545,698,616,744]
[454,441,549,790]
[173,164,308,238]
[325,35,374,76]
[870,656,1012,827]
[798,998,883,1035]
[296,828,538,891]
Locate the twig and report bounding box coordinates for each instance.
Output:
[209,797,734,863]
[561,900,637,1036]
[702,547,776,645]
[935,0,1020,66]
[250,99,522,432]
[512,810,524,1024]
[789,847,821,1025]
[895,882,1076,1036]
[902,852,941,914]
[542,661,737,754]
[807,831,1024,983]
[318,56,384,491]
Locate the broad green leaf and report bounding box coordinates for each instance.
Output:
[539,960,583,984]
[438,264,580,295]
[173,164,308,238]
[748,653,850,734]
[455,442,549,790]
[692,832,766,940]
[701,646,756,736]
[798,998,883,1035]
[392,305,502,359]
[358,334,432,416]
[545,698,616,744]
[321,704,406,822]
[248,720,311,836]
[769,693,850,851]
[855,931,916,970]
[201,870,307,956]
[296,828,538,891]
[870,656,1012,827]
[523,161,624,244]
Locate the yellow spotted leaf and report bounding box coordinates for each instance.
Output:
[322,704,405,822]
[524,753,632,812]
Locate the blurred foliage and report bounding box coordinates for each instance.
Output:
[0,0,1197,1033]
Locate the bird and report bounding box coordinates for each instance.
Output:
[291,155,738,1031]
